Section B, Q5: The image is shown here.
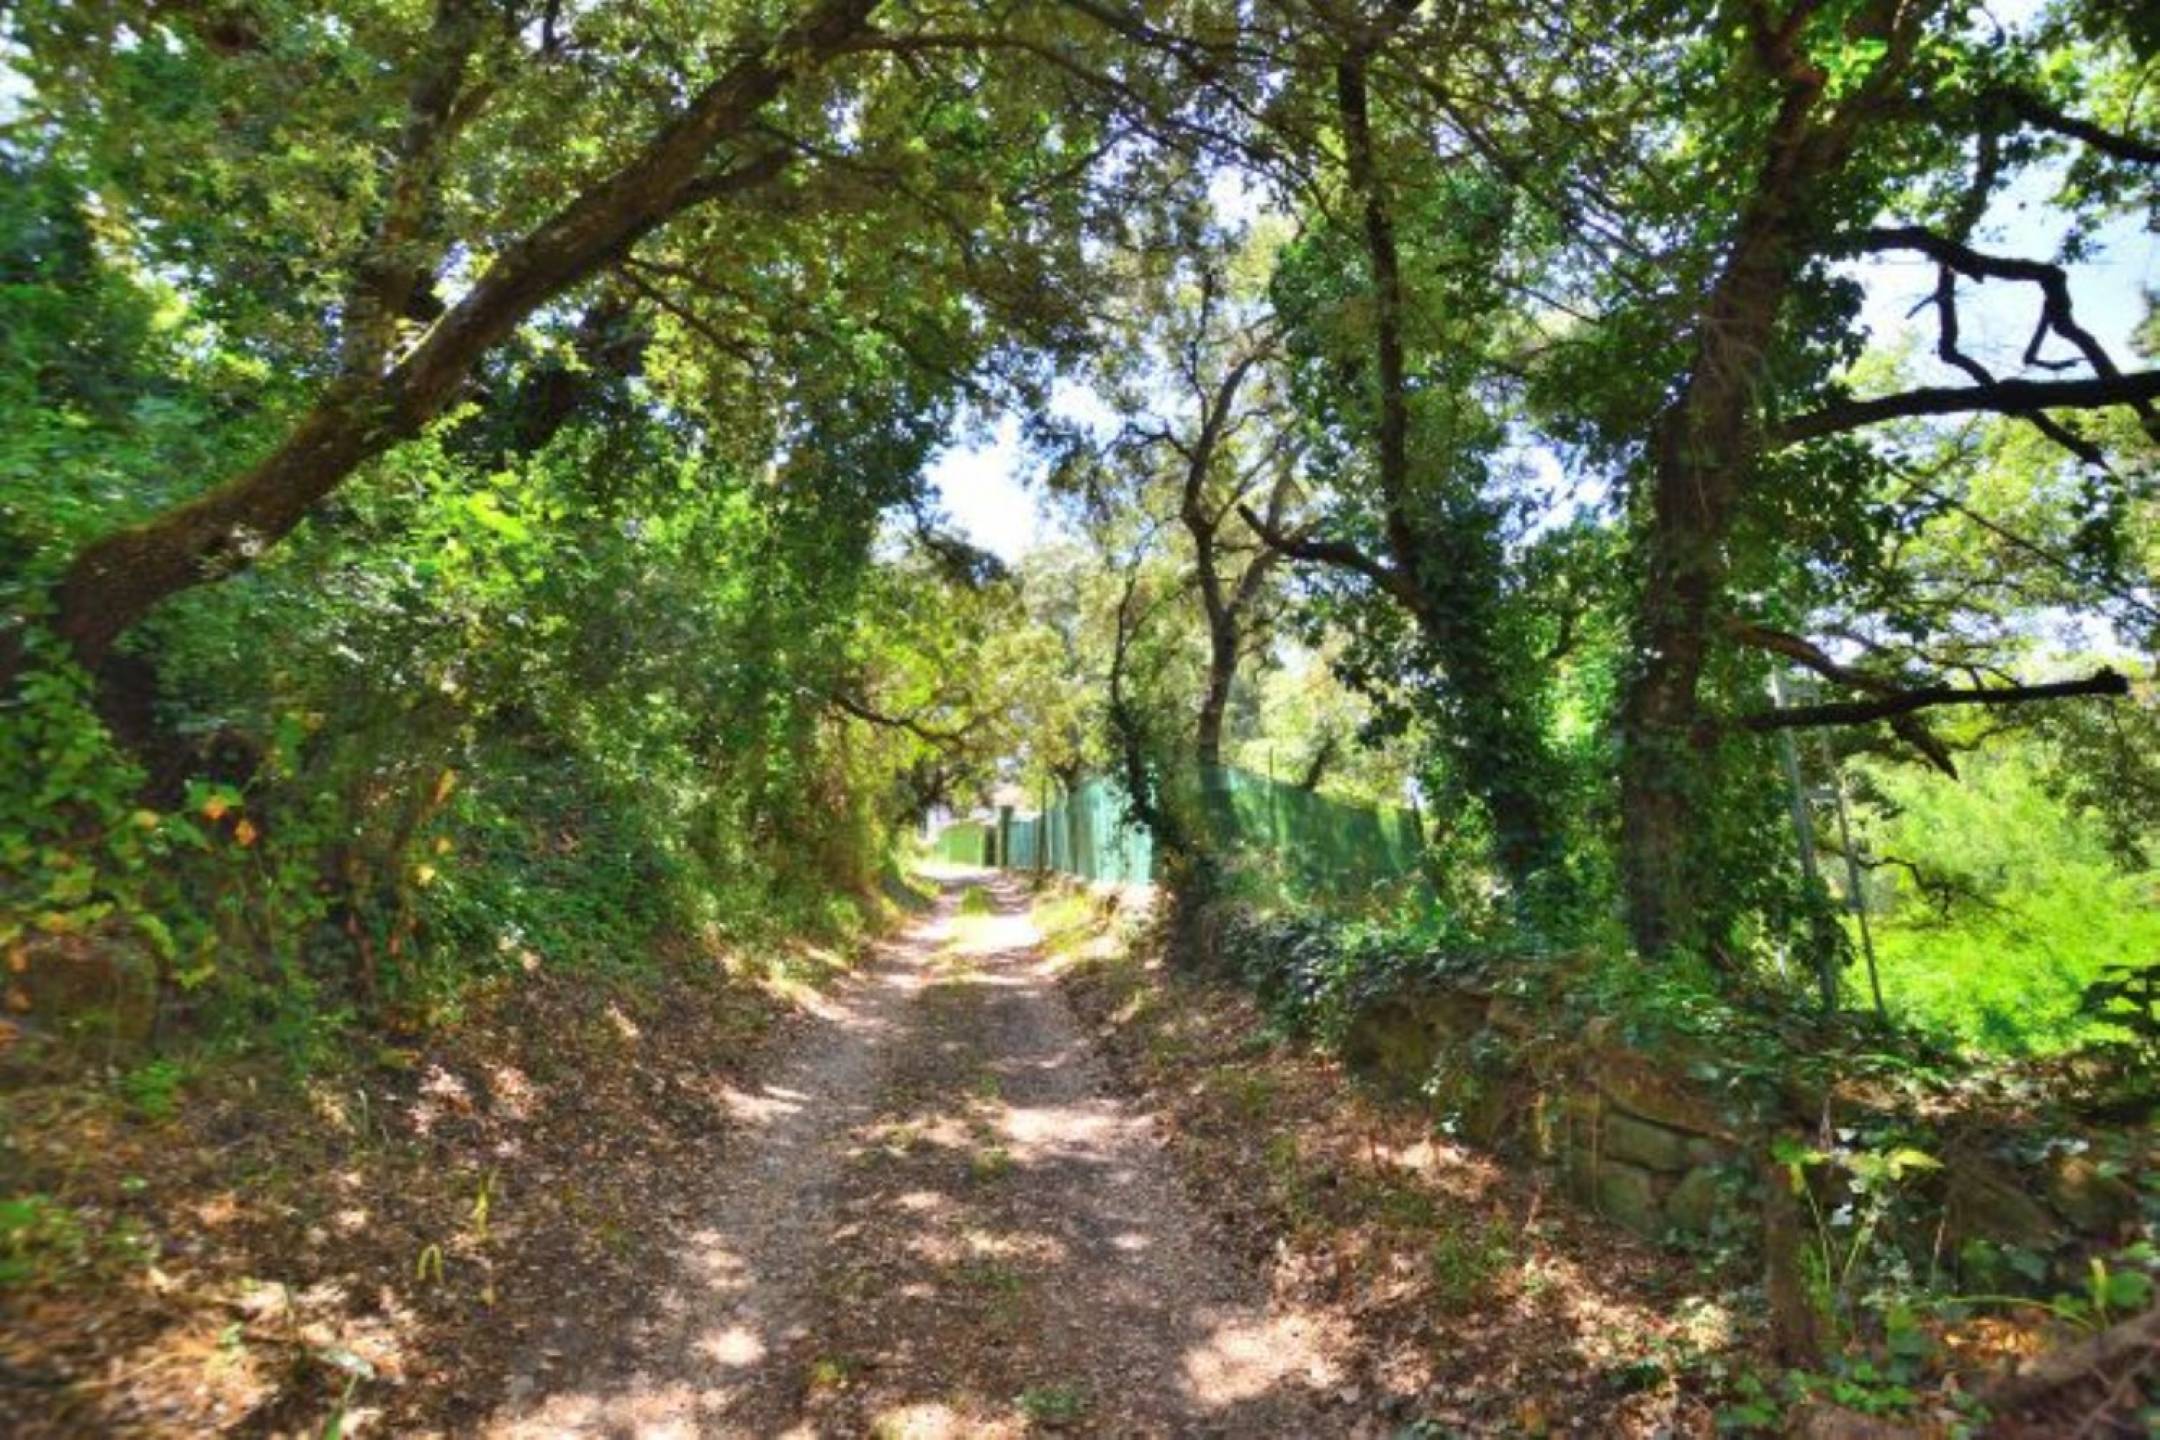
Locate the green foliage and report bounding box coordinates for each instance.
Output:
[1426,1218,1513,1313]
[0,102,1025,1067]
[115,1058,188,1122]
[2077,959,2160,1059]
[1774,1135,1943,1344]
[1857,746,2160,1054]
[1222,905,1499,1049]
[0,1194,87,1290]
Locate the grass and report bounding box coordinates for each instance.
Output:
[1427,1219,1514,1312]
[1016,1382,1090,1426]
[807,1354,857,1390]
[958,885,996,916]
[0,1194,88,1290]
[961,1257,1026,1297]
[115,1058,189,1122]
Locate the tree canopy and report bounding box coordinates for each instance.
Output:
[3,0,2155,1049]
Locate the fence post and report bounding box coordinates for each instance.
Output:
[1771,670,1838,1013]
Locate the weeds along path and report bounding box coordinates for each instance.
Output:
[487,873,1345,1438]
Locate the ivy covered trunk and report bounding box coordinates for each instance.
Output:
[1616,32,1849,956]
[1336,43,1562,903]
[1617,211,1797,957]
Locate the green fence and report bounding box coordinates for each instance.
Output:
[1005,777,1156,885]
[1184,765,1424,898]
[932,820,994,865]
[932,766,1425,899]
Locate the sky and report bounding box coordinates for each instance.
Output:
[924,417,1049,562]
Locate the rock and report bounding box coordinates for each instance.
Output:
[1587,1046,1736,1140]
[1944,1155,2065,1253]
[1665,1165,1725,1235]
[1341,1000,1443,1093]
[1460,1078,1518,1146]
[2046,1154,2138,1235]
[1485,993,1538,1036]
[1786,1401,1918,1438]
[1595,1161,1662,1237]
[1600,1111,1691,1172]
[15,932,159,1049]
[1685,1136,1727,1168]
[1341,991,1487,1096]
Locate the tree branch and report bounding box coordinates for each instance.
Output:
[823,689,972,748]
[1999,88,2160,167]
[1791,225,2160,449]
[1740,669,2129,731]
[1235,502,1418,606]
[341,0,492,377]
[1727,620,1960,774]
[1777,370,2160,445]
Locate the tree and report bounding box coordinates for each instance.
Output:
[1241,7,1571,900]
[1602,0,2157,957]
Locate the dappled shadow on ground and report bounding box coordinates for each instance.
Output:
[488,872,1345,1437]
[0,916,830,1438]
[1048,899,1744,1435]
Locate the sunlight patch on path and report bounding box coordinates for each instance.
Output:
[1181,1311,1342,1407]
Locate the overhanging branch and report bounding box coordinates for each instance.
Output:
[1740,669,2129,732]
[1777,370,2160,445]
[1999,88,2160,167]
[824,689,973,749]
[1726,619,1960,774]
[1785,225,2160,448]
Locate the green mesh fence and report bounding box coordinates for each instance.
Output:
[932,820,993,865]
[935,766,1424,898]
[1004,777,1155,885]
[1181,765,1424,900]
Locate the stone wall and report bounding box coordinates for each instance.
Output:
[1337,985,2144,1255]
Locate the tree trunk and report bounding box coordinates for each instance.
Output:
[1760,1136,1829,1367]
[1336,42,1560,899]
[52,387,391,665]
[1195,619,1235,772]
[1612,0,1936,953]
[1616,175,1813,955]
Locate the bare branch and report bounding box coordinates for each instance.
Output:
[823,688,973,749]
[1777,370,2160,445]
[1789,225,2160,451]
[1741,668,2129,731]
[1998,88,2160,167]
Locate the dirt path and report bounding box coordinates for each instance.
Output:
[486,874,1346,1438]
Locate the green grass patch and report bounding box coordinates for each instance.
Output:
[1016,1382,1091,1426]
[1427,1218,1514,1312]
